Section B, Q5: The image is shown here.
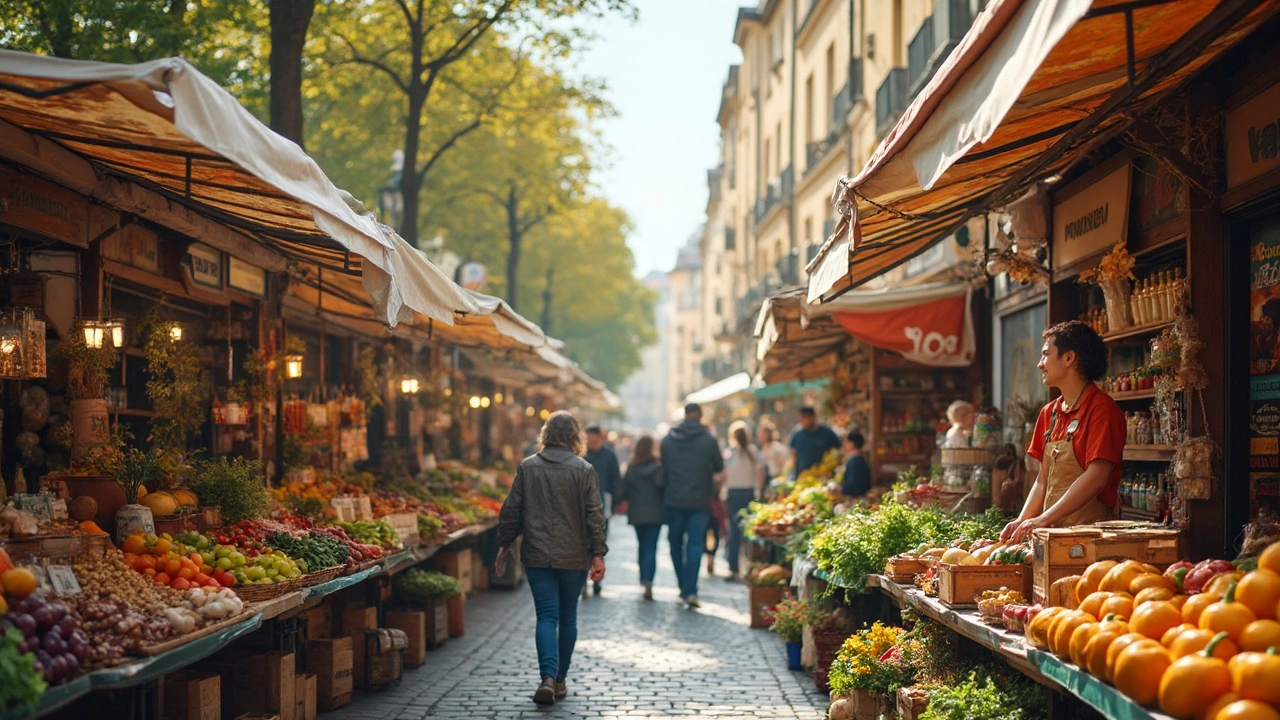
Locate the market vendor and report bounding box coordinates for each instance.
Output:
[789,406,841,478]
[1001,320,1126,543]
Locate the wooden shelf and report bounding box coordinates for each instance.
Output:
[110,408,156,418]
[1124,444,1175,462]
[1107,388,1157,401]
[1120,507,1162,522]
[1100,320,1174,343]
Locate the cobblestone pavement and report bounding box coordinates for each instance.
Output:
[324,522,830,719]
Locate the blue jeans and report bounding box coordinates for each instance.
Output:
[633,524,661,584]
[665,507,710,598]
[725,489,756,574]
[526,567,589,681]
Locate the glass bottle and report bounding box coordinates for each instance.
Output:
[13,466,26,495]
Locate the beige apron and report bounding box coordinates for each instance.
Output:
[1043,409,1111,527]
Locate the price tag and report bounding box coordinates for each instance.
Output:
[46,565,82,596]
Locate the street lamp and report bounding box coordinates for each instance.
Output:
[377,150,405,232]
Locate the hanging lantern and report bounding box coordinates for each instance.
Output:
[168,323,184,342]
[400,377,420,394]
[480,396,491,408]
[284,353,304,379]
[539,409,551,420]
[494,392,504,404]
[106,319,125,348]
[0,309,46,379]
[469,396,482,409]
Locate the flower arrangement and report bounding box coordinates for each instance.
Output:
[1077,241,1135,285]
[766,595,821,644]
[827,622,914,695]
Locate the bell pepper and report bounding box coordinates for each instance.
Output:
[1230,646,1280,704]
[1157,632,1233,719]
[1165,560,1193,590]
[1185,559,1237,594]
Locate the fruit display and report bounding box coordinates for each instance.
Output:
[266,532,348,573]
[742,452,845,538]
[165,588,246,633]
[0,627,45,712]
[310,525,384,564]
[120,533,236,591]
[1,594,85,686]
[62,551,184,663]
[334,520,402,550]
[1026,540,1280,719]
[976,588,1027,623]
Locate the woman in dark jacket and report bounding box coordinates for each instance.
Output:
[496,411,608,705]
[616,435,663,600]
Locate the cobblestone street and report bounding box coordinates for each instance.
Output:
[323,523,829,719]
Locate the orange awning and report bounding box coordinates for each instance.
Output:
[807,0,1280,302]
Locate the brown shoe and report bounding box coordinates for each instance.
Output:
[533,677,556,705]
[554,680,567,699]
[643,583,653,601]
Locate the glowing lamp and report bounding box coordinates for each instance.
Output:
[469,396,482,409]
[284,353,304,379]
[400,378,420,394]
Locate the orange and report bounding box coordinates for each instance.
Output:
[1260,541,1280,575]
[1079,591,1113,619]
[1201,693,1241,720]
[122,534,147,555]
[1168,628,1239,660]
[1200,583,1257,643]
[1184,593,1223,626]
[1158,633,1234,719]
[1079,561,1118,602]
[1235,569,1280,620]
[1133,601,1184,640]
[1107,632,1153,681]
[1114,639,1172,706]
[1101,594,1136,620]
[1,568,37,599]
[1134,587,1175,608]
[1163,623,1198,647]
[1211,700,1280,720]
[1238,619,1280,652]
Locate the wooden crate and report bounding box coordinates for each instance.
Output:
[937,564,1032,606]
[1032,525,1182,567]
[748,585,786,629]
[883,556,927,583]
[1033,561,1088,605]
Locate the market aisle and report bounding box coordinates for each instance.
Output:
[323,523,828,720]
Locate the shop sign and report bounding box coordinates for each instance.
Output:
[186,243,223,289]
[1051,164,1130,270]
[1226,80,1280,190]
[0,168,89,247]
[102,224,162,274]
[228,256,266,297]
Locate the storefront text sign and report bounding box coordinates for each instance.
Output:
[103,224,162,273]
[831,290,974,367]
[187,243,223,289]
[229,256,266,297]
[1226,80,1280,190]
[1052,164,1130,271]
[0,168,89,247]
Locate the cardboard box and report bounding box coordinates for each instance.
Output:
[384,610,426,668]
[447,593,466,638]
[434,549,473,594]
[306,638,352,711]
[164,672,220,720]
[232,652,295,720]
[293,675,316,720]
[305,605,330,640]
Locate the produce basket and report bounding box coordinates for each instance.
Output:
[344,558,384,575]
[233,575,306,603]
[940,447,995,465]
[299,566,343,588]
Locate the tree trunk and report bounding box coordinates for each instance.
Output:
[269,0,315,147]
[505,186,522,311]
[540,267,554,334]
[399,87,426,245]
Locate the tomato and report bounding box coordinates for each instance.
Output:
[1235,569,1280,620]
[1200,582,1257,643]
[177,566,196,581]
[137,554,157,571]
[154,572,171,585]
[152,538,172,556]
[143,568,157,577]
[122,534,147,556]
[193,572,210,586]
[214,570,235,588]
[171,577,191,591]
[122,552,139,566]
[188,552,204,567]
[165,557,182,576]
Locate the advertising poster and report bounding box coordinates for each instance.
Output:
[1250,219,1280,517]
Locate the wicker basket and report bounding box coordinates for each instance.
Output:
[299,566,342,588]
[940,447,995,466]
[344,558,384,575]
[232,575,306,603]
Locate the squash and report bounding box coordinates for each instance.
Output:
[940,548,974,565]
[171,489,199,508]
[1211,700,1280,720]
[1234,569,1280,621]
[1083,627,1126,679]
[1158,632,1234,719]
[1100,594,1135,620]
[1168,628,1239,660]
[1131,573,1178,596]
[1050,610,1097,657]
[1051,575,1083,609]
[1101,560,1148,593]
[1183,591,1224,626]
[140,491,179,517]
[1200,582,1257,643]
[1106,632,1153,682]
[1260,541,1280,575]
[1114,639,1172,706]
[1133,587,1175,608]
[1078,592,1113,619]
[1161,623,1197,647]
[1026,606,1067,649]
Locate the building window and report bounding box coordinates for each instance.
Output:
[715,297,723,315]
[805,75,814,145]
[805,217,813,247]
[764,138,771,179]
[825,43,836,134]
[776,122,782,171]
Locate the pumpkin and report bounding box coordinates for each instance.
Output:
[1068,621,1099,667]
[1132,601,1184,640]
[1106,632,1153,682]
[1229,647,1280,704]
[1078,591,1113,619]
[140,491,179,517]
[1078,560,1119,602]
[1238,619,1280,652]
[1260,541,1280,575]
[1234,569,1280,621]
[69,495,98,522]
[1205,572,1246,598]
[1070,614,1126,668]
[1132,573,1178,596]
[171,489,199,508]
[1200,582,1257,643]
[1183,592,1223,626]
[1026,606,1067,649]
[1101,560,1148,593]
[1168,628,1239,660]
[1201,693,1242,720]
[1134,587,1175,608]
[1211,700,1280,720]
[1161,623,1197,647]
[1114,639,1172,706]
[1100,594,1136,620]
[1084,627,1126,679]
[1158,632,1234,719]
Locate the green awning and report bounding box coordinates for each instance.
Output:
[753,379,828,400]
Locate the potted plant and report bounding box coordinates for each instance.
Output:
[767,595,816,670]
[56,427,129,535]
[189,457,269,524]
[115,447,163,542]
[394,569,460,649]
[52,335,117,460]
[140,307,207,454]
[828,622,914,720]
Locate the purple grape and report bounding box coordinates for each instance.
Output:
[33,606,56,633]
[17,595,45,614]
[18,638,36,655]
[68,638,88,661]
[63,653,79,675]
[50,655,68,683]
[57,616,76,635]
[49,604,68,622]
[42,633,66,656]
[0,617,13,634]
[36,649,51,666]
[41,665,55,684]
[70,629,87,645]
[13,614,36,638]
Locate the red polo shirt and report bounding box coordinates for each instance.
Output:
[1026,384,1126,508]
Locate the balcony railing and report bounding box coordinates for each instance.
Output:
[876,68,908,137]
[754,165,794,225]
[909,0,973,97]
[907,17,935,91]
[700,356,738,383]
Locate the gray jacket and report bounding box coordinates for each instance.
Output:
[497,447,609,570]
[660,420,724,510]
[617,461,665,526]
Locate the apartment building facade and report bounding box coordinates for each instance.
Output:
[689,0,983,392]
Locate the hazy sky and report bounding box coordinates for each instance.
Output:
[580,0,745,277]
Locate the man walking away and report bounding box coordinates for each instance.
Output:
[789,407,841,478]
[584,427,621,597]
[660,403,723,608]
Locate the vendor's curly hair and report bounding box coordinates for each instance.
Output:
[539,411,584,456]
[1044,320,1109,382]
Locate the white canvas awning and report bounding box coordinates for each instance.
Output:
[683,372,754,406]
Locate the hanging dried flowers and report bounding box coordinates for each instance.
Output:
[1077,241,1136,285]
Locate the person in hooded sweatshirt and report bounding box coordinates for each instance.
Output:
[615,434,664,600]
[659,403,724,608]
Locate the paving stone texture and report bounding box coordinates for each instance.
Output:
[322,522,830,719]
